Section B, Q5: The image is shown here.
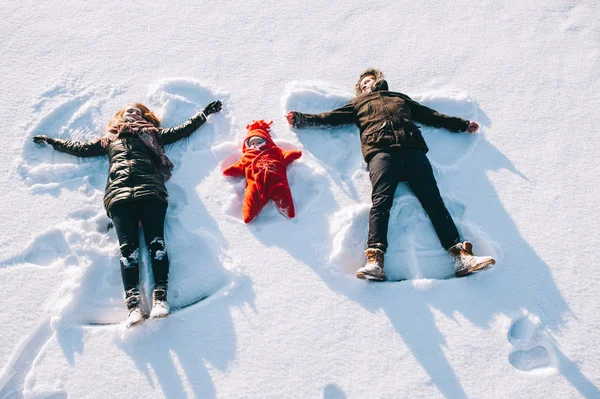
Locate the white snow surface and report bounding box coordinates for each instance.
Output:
[1,1,599,398]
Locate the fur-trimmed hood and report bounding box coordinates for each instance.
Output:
[354,68,389,96]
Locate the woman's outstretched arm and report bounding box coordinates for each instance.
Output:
[33,135,107,157]
[160,100,223,145]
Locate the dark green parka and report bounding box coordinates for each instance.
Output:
[46,113,207,214]
[293,69,470,163]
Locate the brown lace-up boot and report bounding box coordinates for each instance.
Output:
[356,248,386,281]
[448,241,495,277]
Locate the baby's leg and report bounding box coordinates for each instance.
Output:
[243,184,264,223]
[271,184,296,219]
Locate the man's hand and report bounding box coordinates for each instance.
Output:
[286,111,296,126]
[203,100,223,116]
[33,135,50,145]
[466,121,479,133]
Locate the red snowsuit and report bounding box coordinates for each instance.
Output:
[223,120,302,223]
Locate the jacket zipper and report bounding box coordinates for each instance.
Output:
[379,92,398,143]
[124,138,135,197]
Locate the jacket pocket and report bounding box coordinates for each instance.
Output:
[363,128,395,148]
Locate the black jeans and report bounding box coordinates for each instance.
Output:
[367,149,460,252]
[110,199,169,292]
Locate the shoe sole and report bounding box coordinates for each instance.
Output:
[356,271,386,281]
[126,317,145,329]
[455,258,496,278]
[150,313,169,319]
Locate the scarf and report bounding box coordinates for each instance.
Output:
[102,119,174,181]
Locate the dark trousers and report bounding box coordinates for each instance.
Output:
[110,199,169,292]
[367,149,460,252]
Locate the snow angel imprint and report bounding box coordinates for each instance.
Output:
[223,120,302,223]
[33,100,223,327]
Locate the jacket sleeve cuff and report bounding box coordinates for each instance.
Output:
[293,112,308,128]
[195,111,207,122]
[461,120,470,132]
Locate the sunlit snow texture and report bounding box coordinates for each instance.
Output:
[1,1,599,398]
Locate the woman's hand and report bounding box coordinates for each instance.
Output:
[203,100,222,116]
[466,121,479,133]
[33,135,51,145]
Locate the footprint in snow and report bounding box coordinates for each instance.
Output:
[507,312,556,372]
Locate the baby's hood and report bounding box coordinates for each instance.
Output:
[242,120,276,152]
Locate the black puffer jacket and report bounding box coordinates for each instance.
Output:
[47,113,207,214]
[293,71,469,163]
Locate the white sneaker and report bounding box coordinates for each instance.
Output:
[124,287,145,328]
[150,288,170,319]
[126,307,145,328]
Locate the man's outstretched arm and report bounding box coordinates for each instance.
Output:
[407,99,479,133]
[286,102,356,128]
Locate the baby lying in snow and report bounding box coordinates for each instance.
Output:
[223,120,302,223]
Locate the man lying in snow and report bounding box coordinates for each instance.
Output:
[223,120,302,223]
[287,68,495,281]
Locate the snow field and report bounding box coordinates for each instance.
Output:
[1,1,599,397]
[1,75,586,398]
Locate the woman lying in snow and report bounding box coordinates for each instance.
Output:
[33,100,222,327]
[222,120,302,223]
